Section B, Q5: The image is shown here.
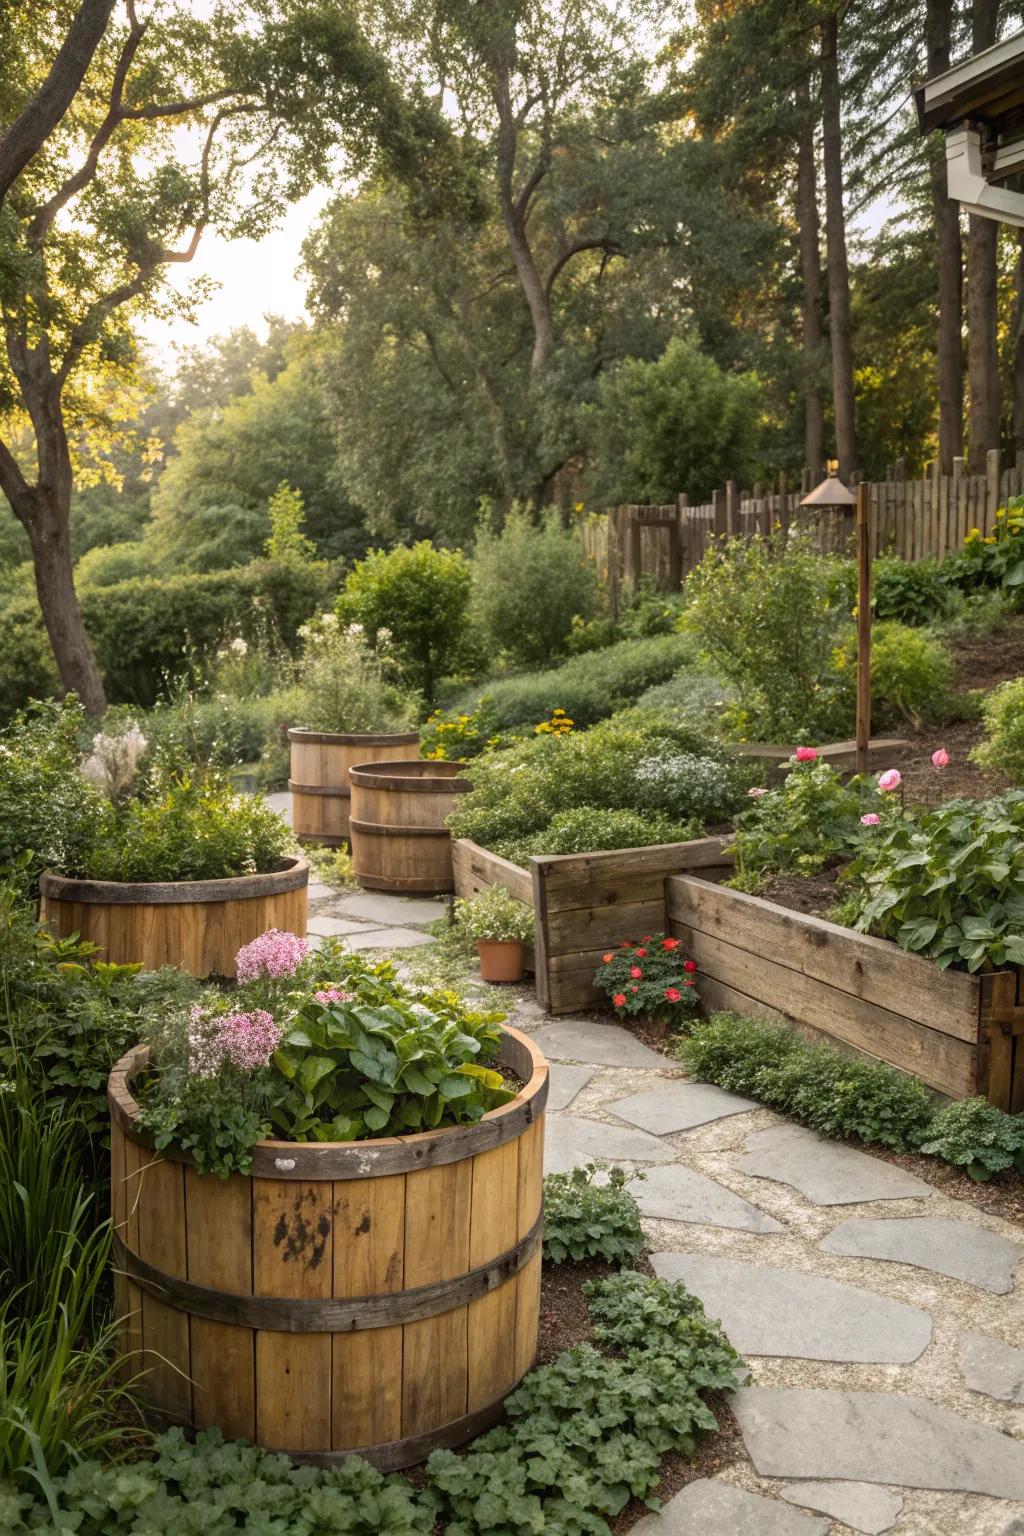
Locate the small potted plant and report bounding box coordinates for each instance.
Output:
[455,884,535,983]
[593,934,700,1037]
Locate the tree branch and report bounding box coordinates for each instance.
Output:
[0,0,116,209]
[545,238,624,296]
[514,155,549,222]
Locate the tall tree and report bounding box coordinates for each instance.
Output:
[965,0,1002,473]
[796,77,826,474]
[1014,233,1024,458]
[820,5,859,478]
[0,0,453,712]
[926,0,964,471]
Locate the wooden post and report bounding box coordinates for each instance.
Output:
[986,447,1002,533]
[712,487,726,540]
[856,481,872,776]
[725,480,739,537]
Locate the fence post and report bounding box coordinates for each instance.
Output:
[987,448,1002,531]
[712,487,726,540]
[725,479,739,537]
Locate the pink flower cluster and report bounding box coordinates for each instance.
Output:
[794,746,818,762]
[235,928,308,982]
[314,987,356,1005]
[215,1010,282,1071]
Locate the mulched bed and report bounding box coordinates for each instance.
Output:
[538,1255,745,1534]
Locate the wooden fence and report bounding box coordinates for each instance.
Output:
[585,449,1024,600]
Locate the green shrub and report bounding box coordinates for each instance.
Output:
[617,582,689,639]
[454,884,534,942]
[872,556,957,626]
[447,633,696,733]
[75,540,155,588]
[0,592,60,723]
[504,806,701,865]
[833,621,955,729]
[919,1098,1024,1181]
[636,665,736,727]
[678,1013,934,1150]
[944,498,1024,600]
[543,1165,645,1266]
[292,614,420,733]
[683,533,852,740]
[0,698,105,888]
[472,508,599,667]
[76,772,290,883]
[421,698,501,760]
[971,678,1024,783]
[339,542,471,703]
[449,709,749,858]
[843,792,1024,972]
[729,752,869,886]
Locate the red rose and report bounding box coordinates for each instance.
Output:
[683,978,695,987]
[635,947,647,957]
[630,985,638,993]
[641,934,652,942]
[683,960,698,973]
[662,937,681,951]
[630,966,643,979]
[602,952,614,963]
[664,987,682,1003]
[612,992,627,1006]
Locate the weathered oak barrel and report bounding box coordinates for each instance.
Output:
[39,858,308,978]
[108,1026,547,1468]
[349,759,471,894]
[288,730,421,847]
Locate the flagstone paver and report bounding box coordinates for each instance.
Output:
[529,1019,668,1069]
[631,1478,828,1535]
[306,882,336,901]
[341,925,435,952]
[738,1123,935,1205]
[733,1387,1024,1497]
[635,1163,784,1233]
[607,1081,758,1134]
[820,1216,1023,1294]
[959,1331,1024,1403]
[546,1064,596,1113]
[307,915,385,937]
[779,1481,903,1535]
[652,1252,932,1362]
[543,1113,673,1174]
[333,892,449,925]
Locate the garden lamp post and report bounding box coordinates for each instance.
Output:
[801,464,871,775]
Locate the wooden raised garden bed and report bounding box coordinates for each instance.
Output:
[39,857,309,978]
[667,875,1024,1111]
[108,1025,547,1469]
[453,836,733,1013]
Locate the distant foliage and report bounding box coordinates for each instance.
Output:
[339,543,472,704]
[472,507,599,667]
[0,699,104,888]
[75,541,155,589]
[872,556,957,626]
[971,678,1024,784]
[543,1165,644,1266]
[264,483,318,565]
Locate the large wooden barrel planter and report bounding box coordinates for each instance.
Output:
[349,759,471,894]
[39,858,308,978]
[288,730,420,847]
[108,1025,547,1468]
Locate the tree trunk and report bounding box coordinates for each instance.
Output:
[23,489,107,715]
[795,78,825,477]
[966,0,1001,474]
[819,10,859,479]
[926,0,963,473]
[1014,231,1024,459]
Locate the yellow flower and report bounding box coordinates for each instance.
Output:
[983,535,996,544]
[997,508,1006,519]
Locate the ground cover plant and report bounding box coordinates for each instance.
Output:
[680,1012,1024,1181]
[542,1165,645,1267]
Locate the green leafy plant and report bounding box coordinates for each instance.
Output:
[919,1098,1024,1182]
[421,698,501,760]
[843,792,1024,971]
[678,1012,935,1150]
[504,806,701,865]
[543,1165,645,1266]
[338,542,472,703]
[0,698,105,889]
[944,498,1024,600]
[729,752,869,887]
[971,678,1024,784]
[832,621,955,729]
[594,935,699,1025]
[872,556,958,626]
[292,613,420,734]
[454,885,534,943]
[471,507,599,667]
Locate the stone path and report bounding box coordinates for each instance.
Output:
[504,1007,1024,1536]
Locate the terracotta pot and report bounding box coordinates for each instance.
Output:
[476,938,526,983]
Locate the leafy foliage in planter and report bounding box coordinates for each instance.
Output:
[503,806,701,865]
[678,1012,935,1150]
[0,699,105,891]
[844,792,1024,971]
[454,883,534,943]
[543,1165,645,1266]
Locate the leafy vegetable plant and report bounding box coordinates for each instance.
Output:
[543,1165,645,1266]
[729,751,868,888]
[919,1098,1024,1182]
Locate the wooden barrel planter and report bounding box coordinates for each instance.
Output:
[108,1025,547,1469]
[288,730,421,847]
[39,858,308,978]
[349,759,471,894]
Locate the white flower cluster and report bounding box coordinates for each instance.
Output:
[81,722,148,799]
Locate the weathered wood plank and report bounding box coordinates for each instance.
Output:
[401,1160,472,1438]
[467,1141,520,1413]
[186,1170,254,1441]
[538,837,731,896]
[452,839,534,906]
[332,1175,405,1450]
[669,876,980,1040]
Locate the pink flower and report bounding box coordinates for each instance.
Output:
[235,928,308,982]
[629,965,643,979]
[795,747,818,762]
[664,987,682,1003]
[214,1010,282,1072]
[314,987,355,1005]
[682,978,695,988]
[748,787,769,798]
[877,769,901,793]
[860,813,881,826]
[931,747,949,768]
